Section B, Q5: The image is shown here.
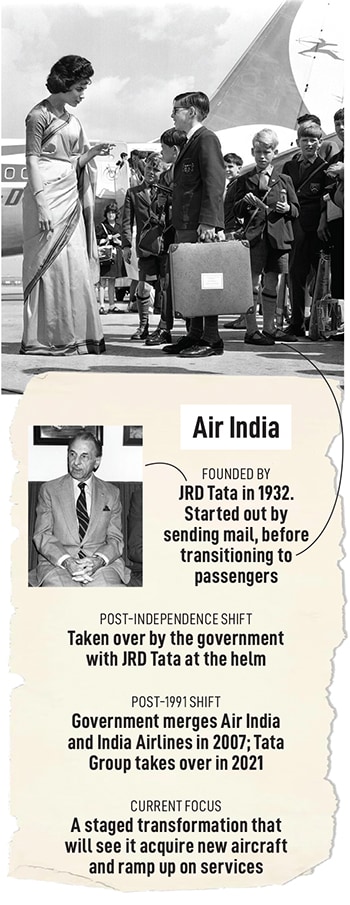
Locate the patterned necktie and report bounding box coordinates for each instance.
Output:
[76,482,89,542]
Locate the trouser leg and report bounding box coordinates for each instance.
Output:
[328,218,344,299]
[289,227,320,330]
[202,315,221,345]
[261,272,278,333]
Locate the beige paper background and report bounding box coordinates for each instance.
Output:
[9,373,343,892]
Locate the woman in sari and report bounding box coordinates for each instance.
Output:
[21,55,112,355]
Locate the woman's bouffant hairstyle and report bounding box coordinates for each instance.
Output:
[46,55,94,93]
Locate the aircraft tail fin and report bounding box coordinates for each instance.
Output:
[206,0,308,133]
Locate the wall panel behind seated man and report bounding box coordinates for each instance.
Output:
[28,425,143,482]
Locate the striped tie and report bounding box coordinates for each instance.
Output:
[76,482,89,543]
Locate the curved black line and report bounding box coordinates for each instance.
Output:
[145,461,188,481]
[281,342,343,556]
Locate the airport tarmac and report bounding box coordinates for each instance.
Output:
[1,290,344,395]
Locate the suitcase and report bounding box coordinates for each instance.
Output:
[168,239,252,317]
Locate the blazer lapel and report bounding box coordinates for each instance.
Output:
[174,126,204,169]
[60,474,80,542]
[138,184,152,212]
[247,172,259,191]
[267,168,280,192]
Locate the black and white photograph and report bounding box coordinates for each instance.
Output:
[33,425,104,445]
[28,424,143,587]
[123,425,143,445]
[1,0,344,391]
[1,3,347,904]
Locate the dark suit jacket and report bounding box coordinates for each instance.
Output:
[233,167,299,249]
[282,155,327,232]
[122,182,155,256]
[33,473,130,585]
[172,126,225,231]
[224,177,241,231]
[325,147,344,207]
[127,487,143,586]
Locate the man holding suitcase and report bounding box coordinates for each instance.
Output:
[163,91,226,357]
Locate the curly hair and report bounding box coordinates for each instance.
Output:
[46,55,94,93]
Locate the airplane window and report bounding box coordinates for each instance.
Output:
[5,167,15,179]
[21,167,27,179]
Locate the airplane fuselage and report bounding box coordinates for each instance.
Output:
[1,140,129,257]
[1,148,26,255]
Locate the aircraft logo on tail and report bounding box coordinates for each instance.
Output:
[298,37,343,61]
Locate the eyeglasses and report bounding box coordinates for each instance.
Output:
[171,105,188,114]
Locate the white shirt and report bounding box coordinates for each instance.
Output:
[186,122,203,142]
[72,474,93,516]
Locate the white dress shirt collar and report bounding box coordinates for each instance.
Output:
[186,122,204,141]
[71,474,93,515]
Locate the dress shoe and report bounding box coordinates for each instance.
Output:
[145,329,171,346]
[130,326,149,341]
[244,330,275,346]
[162,335,197,355]
[179,341,224,358]
[282,325,305,340]
[223,314,247,329]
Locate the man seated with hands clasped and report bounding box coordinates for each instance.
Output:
[33,431,130,587]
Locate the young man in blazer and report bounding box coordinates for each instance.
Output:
[122,153,168,340]
[282,120,329,338]
[163,91,226,358]
[33,431,130,587]
[232,129,300,342]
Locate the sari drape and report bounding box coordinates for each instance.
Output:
[21,103,105,355]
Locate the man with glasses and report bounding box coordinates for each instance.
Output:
[163,91,226,357]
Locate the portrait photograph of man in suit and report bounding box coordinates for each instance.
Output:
[28,428,142,588]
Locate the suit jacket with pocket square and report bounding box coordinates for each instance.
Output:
[33,473,130,585]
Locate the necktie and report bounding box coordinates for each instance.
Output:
[149,184,158,206]
[76,482,89,542]
[259,171,270,191]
